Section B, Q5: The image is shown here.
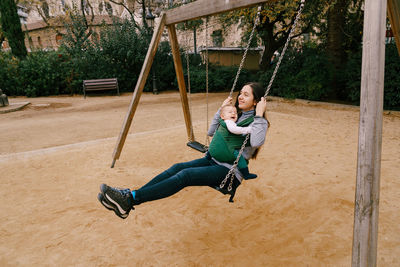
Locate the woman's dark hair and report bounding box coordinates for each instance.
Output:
[235,82,270,159]
[235,82,265,112]
[246,82,265,103]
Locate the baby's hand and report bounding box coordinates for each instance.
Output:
[221,97,233,108]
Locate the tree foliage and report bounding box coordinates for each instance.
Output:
[218,0,326,70]
[60,4,95,55]
[0,0,27,58]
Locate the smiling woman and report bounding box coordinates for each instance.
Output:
[98,82,269,219]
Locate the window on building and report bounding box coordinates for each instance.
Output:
[41,1,50,18]
[37,36,42,47]
[17,5,28,24]
[105,2,113,16]
[61,0,67,12]
[28,36,33,47]
[211,30,223,47]
[56,34,63,45]
[83,0,90,15]
[99,2,104,13]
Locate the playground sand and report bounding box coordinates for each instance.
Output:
[0,92,399,266]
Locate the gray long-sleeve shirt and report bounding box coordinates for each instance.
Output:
[207,109,269,181]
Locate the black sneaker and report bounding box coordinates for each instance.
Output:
[99,184,134,219]
[97,193,129,219]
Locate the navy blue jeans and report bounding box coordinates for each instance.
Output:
[133,155,235,205]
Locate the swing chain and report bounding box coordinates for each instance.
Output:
[265,0,305,98]
[219,133,250,191]
[205,16,210,146]
[220,0,306,192]
[230,6,262,98]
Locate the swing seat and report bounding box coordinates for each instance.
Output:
[212,185,238,203]
[212,174,257,203]
[187,141,208,153]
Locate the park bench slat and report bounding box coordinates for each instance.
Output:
[83,78,119,98]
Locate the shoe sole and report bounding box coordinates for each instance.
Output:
[100,184,133,215]
[101,184,127,215]
[97,192,128,219]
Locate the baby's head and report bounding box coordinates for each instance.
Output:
[220,105,238,121]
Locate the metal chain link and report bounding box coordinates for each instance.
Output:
[220,0,306,192]
[205,17,210,146]
[229,6,262,98]
[219,133,250,191]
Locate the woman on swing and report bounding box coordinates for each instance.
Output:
[98,82,269,219]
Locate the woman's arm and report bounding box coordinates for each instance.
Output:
[249,116,268,147]
[207,109,221,136]
[250,97,269,147]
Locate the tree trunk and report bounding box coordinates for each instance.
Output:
[326,0,349,99]
[259,22,277,71]
[260,43,275,71]
[0,0,27,58]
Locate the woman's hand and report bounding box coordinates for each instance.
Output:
[221,96,233,108]
[255,97,267,117]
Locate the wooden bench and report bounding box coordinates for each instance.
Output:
[83,78,119,98]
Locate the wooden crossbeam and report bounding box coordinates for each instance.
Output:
[164,0,275,25]
[388,0,400,55]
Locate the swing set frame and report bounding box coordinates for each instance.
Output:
[110,0,400,266]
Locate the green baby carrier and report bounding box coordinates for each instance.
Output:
[208,116,254,169]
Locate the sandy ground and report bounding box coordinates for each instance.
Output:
[0,92,399,266]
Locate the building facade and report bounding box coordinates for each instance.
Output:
[2,0,261,69]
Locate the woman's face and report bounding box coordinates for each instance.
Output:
[238,85,256,111]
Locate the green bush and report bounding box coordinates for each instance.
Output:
[345,43,400,110]
[384,44,400,110]
[0,52,21,95]
[17,51,70,97]
[258,43,333,100]
[58,17,150,94]
[149,41,176,92]
[0,50,72,97]
[59,18,177,94]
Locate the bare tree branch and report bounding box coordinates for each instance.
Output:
[78,0,93,40]
[109,0,136,22]
[34,4,63,35]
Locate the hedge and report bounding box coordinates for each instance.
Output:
[1,27,399,110]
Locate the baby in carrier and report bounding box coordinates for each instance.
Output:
[218,104,257,180]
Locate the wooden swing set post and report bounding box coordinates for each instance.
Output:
[351,0,387,266]
[388,0,400,55]
[111,14,166,168]
[167,24,195,142]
